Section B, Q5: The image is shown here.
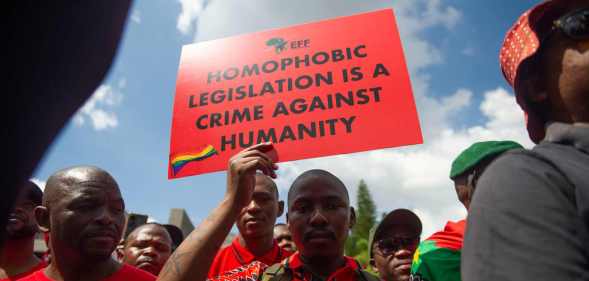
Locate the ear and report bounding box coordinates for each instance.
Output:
[34,206,50,233]
[277,200,285,217]
[349,207,356,230]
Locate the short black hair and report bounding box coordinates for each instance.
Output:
[287,169,349,207]
[125,222,169,246]
[23,180,43,206]
[163,224,184,249]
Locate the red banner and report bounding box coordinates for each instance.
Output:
[169,9,422,179]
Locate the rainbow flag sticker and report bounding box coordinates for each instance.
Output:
[170,145,218,175]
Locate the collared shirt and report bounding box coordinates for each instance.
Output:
[16,264,156,281]
[274,252,370,281]
[462,123,589,281]
[208,237,292,280]
[411,220,465,281]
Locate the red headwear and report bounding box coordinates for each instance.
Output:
[500,0,571,143]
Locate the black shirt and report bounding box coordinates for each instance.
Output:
[462,122,589,281]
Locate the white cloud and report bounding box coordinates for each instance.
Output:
[182,1,529,238]
[30,178,46,192]
[177,0,208,35]
[276,87,532,238]
[190,0,461,75]
[73,80,124,131]
[131,10,142,24]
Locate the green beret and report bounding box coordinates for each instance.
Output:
[449,140,523,179]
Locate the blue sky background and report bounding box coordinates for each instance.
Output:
[33,0,540,237]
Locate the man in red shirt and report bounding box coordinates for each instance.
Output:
[119,223,173,276]
[262,169,377,281]
[19,166,156,281]
[0,181,46,281]
[207,171,291,279]
[157,144,377,281]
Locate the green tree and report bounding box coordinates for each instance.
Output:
[345,179,377,265]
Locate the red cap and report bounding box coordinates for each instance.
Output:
[500,0,571,143]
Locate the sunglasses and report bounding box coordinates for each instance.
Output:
[375,236,419,256]
[552,7,589,40]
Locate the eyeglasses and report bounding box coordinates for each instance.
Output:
[553,7,589,41]
[375,236,419,256]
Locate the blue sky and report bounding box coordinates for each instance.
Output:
[33,0,540,237]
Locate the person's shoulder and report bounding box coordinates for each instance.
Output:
[112,264,156,281]
[216,243,233,255]
[480,148,560,179]
[13,269,45,281]
[207,244,239,278]
[259,263,289,281]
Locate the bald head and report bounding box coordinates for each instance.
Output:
[43,165,119,207]
[288,169,349,207]
[21,180,43,206]
[36,165,125,262]
[255,173,278,198]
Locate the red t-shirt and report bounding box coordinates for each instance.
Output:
[207,237,293,280]
[0,260,47,281]
[281,252,364,281]
[16,264,156,281]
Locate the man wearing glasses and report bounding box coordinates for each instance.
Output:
[463,1,589,280]
[369,209,421,281]
[410,141,522,281]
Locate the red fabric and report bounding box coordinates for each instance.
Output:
[15,264,156,281]
[207,261,266,281]
[207,237,292,279]
[0,260,47,281]
[284,252,362,281]
[499,0,570,143]
[426,219,466,251]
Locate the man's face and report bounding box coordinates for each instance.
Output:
[287,176,353,260]
[453,174,472,210]
[48,180,125,261]
[531,2,589,122]
[122,225,172,276]
[235,176,281,240]
[274,225,296,252]
[371,225,419,281]
[6,188,38,239]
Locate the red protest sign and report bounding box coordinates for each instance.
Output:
[169,9,422,179]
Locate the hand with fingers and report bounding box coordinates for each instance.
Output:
[226,142,278,209]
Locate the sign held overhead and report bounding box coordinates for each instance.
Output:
[169,9,422,179]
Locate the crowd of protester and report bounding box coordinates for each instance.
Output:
[2,0,587,280]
